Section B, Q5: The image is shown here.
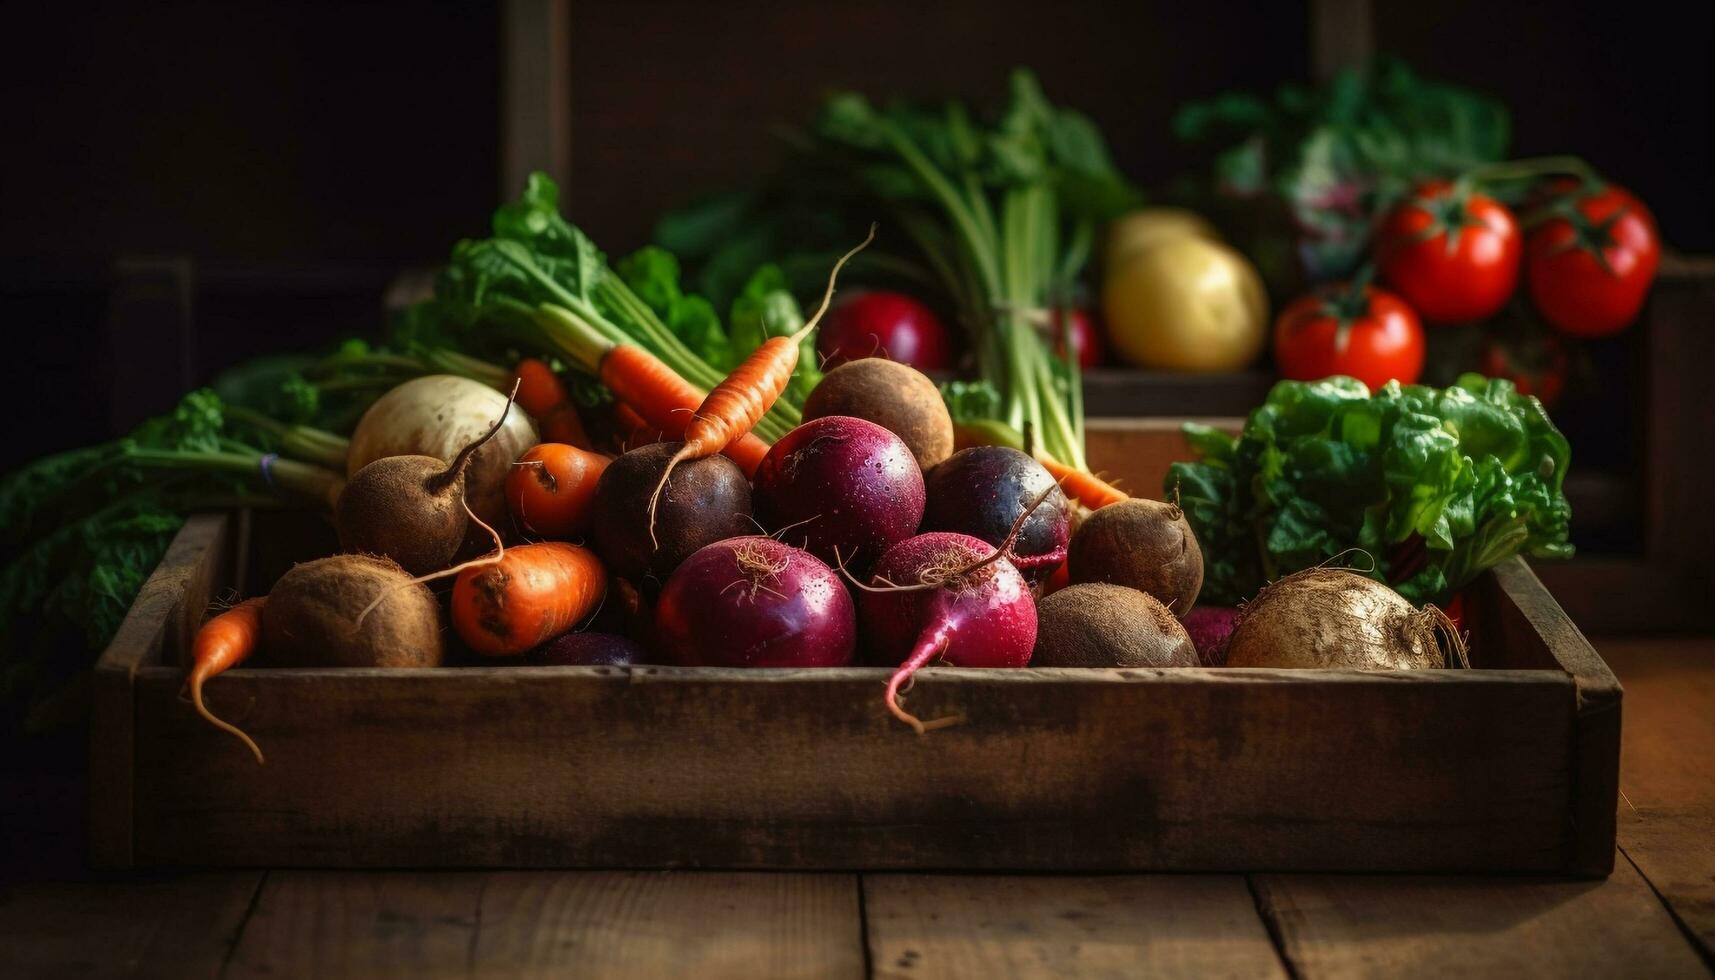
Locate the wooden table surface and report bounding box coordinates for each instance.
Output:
[2,635,1710,979]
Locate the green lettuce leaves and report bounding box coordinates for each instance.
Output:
[1168,374,1572,606]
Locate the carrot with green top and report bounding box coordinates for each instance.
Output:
[645,227,876,542]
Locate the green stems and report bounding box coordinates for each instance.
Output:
[223,406,350,471]
[124,447,346,510]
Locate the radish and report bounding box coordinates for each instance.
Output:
[816,291,956,371]
[655,537,856,667]
[858,532,1037,732]
[921,446,1069,582]
[753,415,925,577]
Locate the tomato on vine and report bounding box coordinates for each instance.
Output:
[1273,277,1425,391]
[1375,180,1521,325]
[1524,181,1660,337]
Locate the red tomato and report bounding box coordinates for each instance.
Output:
[816,291,956,371]
[1047,307,1104,369]
[1481,333,1570,408]
[1273,284,1425,391]
[1376,180,1521,325]
[1525,182,1660,337]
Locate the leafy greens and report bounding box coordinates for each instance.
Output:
[1169,374,1572,606]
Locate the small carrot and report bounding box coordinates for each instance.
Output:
[506,443,610,539]
[1035,456,1129,510]
[184,596,268,765]
[646,226,876,541]
[600,345,768,472]
[514,358,591,448]
[609,399,666,451]
[451,542,607,657]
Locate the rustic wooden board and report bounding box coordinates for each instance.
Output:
[1083,417,1239,501]
[130,659,1577,871]
[473,871,863,979]
[1607,636,1715,961]
[89,513,230,868]
[863,874,1285,979]
[1489,560,1623,877]
[1253,857,1709,978]
[226,872,483,979]
[0,872,261,979]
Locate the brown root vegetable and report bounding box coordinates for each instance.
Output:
[1032,583,1198,668]
[346,375,539,531]
[591,441,753,588]
[1067,498,1203,614]
[261,555,444,668]
[335,389,515,576]
[1224,569,1464,670]
[803,358,955,470]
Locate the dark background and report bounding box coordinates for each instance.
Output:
[1,0,1709,473]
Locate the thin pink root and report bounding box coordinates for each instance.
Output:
[1006,544,1069,571]
[884,632,964,734]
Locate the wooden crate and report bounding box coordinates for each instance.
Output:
[90,423,1620,876]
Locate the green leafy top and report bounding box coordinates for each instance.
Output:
[1169,374,1571,606]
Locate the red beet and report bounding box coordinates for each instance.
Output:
[858,532,1037,732]
[753,415,925,576]
[816,291,956,371]
[1180,605,1240,667]
[654,536,856,667]
[532,632,648,666]
[921,446,1069,582]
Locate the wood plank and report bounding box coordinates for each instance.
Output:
[471,871,862,979]
[500,0,571,200]
[1605,636,1715,960]
[130,663,1576,872]
[1084,417,1241,501]
[225,872,484,980]
[863,874,1285,979]
[0,872,261,980]
[1490,559,1622,876]
[1253,857,1708,978]
[89,512,230,869]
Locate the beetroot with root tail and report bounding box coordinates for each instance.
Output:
[920,446,1069,583]
[655,536,856,668]
[858,532,1037,733]
[753,415,925,577]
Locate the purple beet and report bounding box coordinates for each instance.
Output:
[1180,605,1240,667]
[752,415,925,576]
[920,446,1069,582]
[654,536,856,667]
[859,532,1037,732]
[532,632,648,666]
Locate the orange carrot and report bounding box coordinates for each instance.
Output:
[185,596,268,764]
[1036,456,1129,510]
[609,399,667,451]
[514,358,591,448]
[451,542,607,657]
[645,227,876,539]
[506,443,609,539]
[599,345,769,473]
